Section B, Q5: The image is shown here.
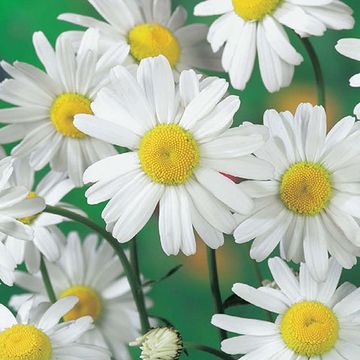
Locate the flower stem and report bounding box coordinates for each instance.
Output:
[130,237,140,280]
[207,248,227,341]
[300,37,326,108]
[184,342,234,360]
[44,205,151,334]
[40,255,57,304]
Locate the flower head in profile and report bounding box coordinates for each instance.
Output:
[0,156,45,286]
[11,232,147,360]
[194,0,354,92]
[2,157,76,274]
[58,0,222,77]
[235,103,360,281]
[130,327,183,360]
[336,38,360,119]
[0,28,130,186]
[75,55,272,256]
[0,297,110,360]
[213,257,360,359]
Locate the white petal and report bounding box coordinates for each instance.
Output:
[211,314,278,336]
[0,304,17,330]
[232,283,288,314]
[303,216,329,282]
[185,179,236,234]
[195,167,253,215]
[269,257,301,303]
[194,0,233,16]
[38,297,79,331]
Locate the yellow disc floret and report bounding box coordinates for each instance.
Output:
[17,192,41,225]
[0,324,52,360]
[281,301,339,356]
[50,93,93,139]
[232,0,282,21]
[128,23,181,67]
[280,161,332,216]
[59,286,102,322]
[139,124,200,185]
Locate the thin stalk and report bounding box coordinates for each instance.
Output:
[130,237,140,281]
[44,205,151,334]
[40,255,57,304]
[184,342,234,360]
[207,248,227,341]
[300,37,326,108]
[130,236,149,331]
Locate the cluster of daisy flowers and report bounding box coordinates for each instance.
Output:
[0,0,359,359]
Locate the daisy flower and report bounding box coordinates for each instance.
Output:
[0,28,130,186]
[194,0,354,92]
[212,257,360,359]
[3,157,76,274]
[58,0,222,77]
[130,327,183,360]
[336,38,360,119]
[74,55,272,256]
[0,297,110,360]
[0,157,45,286]
[11,232,146,360]
[234,103,360,281]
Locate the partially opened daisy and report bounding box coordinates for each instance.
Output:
[3,157,76,274]
[74,55,272,255]
[0,157,45,285]
[11,232,146,360]
[212,257,360,359]
[58,0,221,76]
[336,38,360,119]
[194,0,354,92]
[234,103,360,280]
[0,297,110,360]
[0,28,129,186]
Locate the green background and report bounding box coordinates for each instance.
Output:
[0,0,360,358]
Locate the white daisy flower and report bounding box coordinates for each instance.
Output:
[0,28,131,186]
[3,157,76,274]
[0,157,45,286]
[336,38,360,119]
[234,103,360,281]
[212,257,360,359]
[130,327,183,360]
[194,0,354,92]
[58,0,222,77]
[0,297,110,360]
[11,232,146,360]
[74,55,272,255]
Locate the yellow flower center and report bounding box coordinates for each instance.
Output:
[128,23,181,68]
[50,93,93,139]
[138,124,200,185]
[281,301,339,356]
[17,192,41,225]
[232,0,282,21]
[0,324,52,360]
[59,286,102,322]
[280,162,332,216]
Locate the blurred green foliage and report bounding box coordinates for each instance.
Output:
[0,0,360,358]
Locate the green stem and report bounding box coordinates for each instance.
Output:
[300,37,326,108]
[184,342,234,360]
[129,236,150,330]
[44,205,151,334]
[40,255,57,304]
[130,237,140,281]
[207,248,227,341]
